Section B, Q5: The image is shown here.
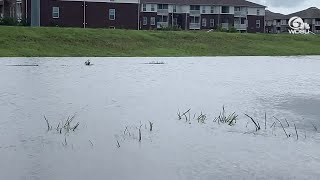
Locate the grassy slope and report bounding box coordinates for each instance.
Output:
[0,26,320,57]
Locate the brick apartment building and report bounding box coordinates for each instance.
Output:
[1,0,267,33]
[265,7,320,34]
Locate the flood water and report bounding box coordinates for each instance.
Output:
[1,56,320,180]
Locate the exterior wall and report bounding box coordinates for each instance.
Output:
[86,2,138,29]
[247,15,264,33]
[140,12,156,30]
[200,14,219,29]
[40,0,84,27]
[36,0,138,29]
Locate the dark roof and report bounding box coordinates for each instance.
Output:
[287,7,320,19]
[140,0,266,7]
[265,10,285,20]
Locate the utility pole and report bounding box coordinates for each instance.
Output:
[137,0,140,30]
[83,0,86,28]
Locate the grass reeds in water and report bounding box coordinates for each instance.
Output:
[244,114,260,131]
[213,106,238,126]
[310,122,318,132]
[44,114,80,134]
[149,121,154,131]
[197,112,207,124]
[44,115,52,131]
[274,116,289,138]
[294,123,299,140]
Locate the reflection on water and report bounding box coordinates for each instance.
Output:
[0,56,320,180]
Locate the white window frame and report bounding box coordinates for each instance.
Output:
[221,6,230,14]
[210,6,214,14]
[256,20,260,28]
[142,4,146,11]
[52,7,59,19]
[151,4,155,11]
[109,9,115,20]
[173,5,177,13]
[151,17,156,25]
[202,6,206,13]
[257,9,260,16]
[202,18,207,27]
[190,16,200,23]
[281,19,287,25]
[210,19,214,27]
[143,17,148,25]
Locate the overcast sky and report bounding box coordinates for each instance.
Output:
[251,0,320,14]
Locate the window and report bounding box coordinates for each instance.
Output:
[202,18,207,27]
[202,6,206,13]
[210,19,214,27]
[151,17,156,25]
[143,17,148,25]
[109,26,115,29]
[256,20,260,28]
[52,7,59,18]
[16,2,22,19]
[210,6,214,13]
[158,4,168,9]
[109,9,115,20]
[157,15,168,22]
[142,4,146,11]
[221,6,229,13]
[151,4,155,11]
[190,5,200,11]
[235,7,241,11]
[190,16,200,23]
[173,5,177,13]
[257,9,260,15]
[281,19,287,25]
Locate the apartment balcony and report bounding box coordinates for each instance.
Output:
[157,9,169,15]
[234,11,247,17]
[189,23,200,30]
[190,10,200,16]
[276,22,281,27]
[315,21,320,26]
[221,23,229,30]
[157,22,168,29]
[234,23,247,30]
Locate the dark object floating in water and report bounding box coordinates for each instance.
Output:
[85,60,91,66]
[6,64,39,66]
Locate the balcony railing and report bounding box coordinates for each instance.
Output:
[157,22,168,29]
[276,22,281,26]
[315,21,320,26]
[189,23,200,29]
[221,23,229,30]
[234,11,247,17]
[190,10,200,16]
[234,24,247,30]
[157,9,168,15]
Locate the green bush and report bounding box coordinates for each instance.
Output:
[0,17,18,26]
[0,17,29,26]
[228,26,238,33]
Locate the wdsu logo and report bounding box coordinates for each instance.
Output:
[288,16,311,34]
